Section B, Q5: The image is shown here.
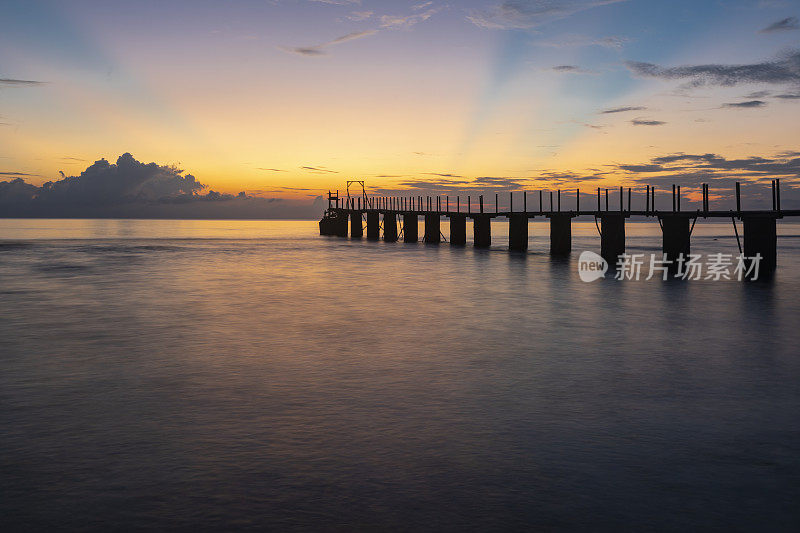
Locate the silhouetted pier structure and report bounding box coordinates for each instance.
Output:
[320,181,796,272]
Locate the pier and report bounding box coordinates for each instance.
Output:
[320,181,796,273]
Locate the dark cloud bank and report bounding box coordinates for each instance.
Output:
[0,153,324,219]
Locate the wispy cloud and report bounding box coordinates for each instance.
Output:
[310,0,361,5]
[0,171,38,177]
[549,65,594,74]
[380,8,439,28]
[722,100,767,108]
[0,78,45,87]
[467,0,627,30]
[759,16,799,33]
[257,168,287,172]
[600,105,647,114]
[347,10,373,21]
[280,29,378,56]
[534,34,628,49]
[625,50,800,89]
[631,119,666,126]
[301,166,338,174]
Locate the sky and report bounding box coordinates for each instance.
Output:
[1,0,799,217]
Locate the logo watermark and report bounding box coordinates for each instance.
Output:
[578,252,763,281]
[578,251,608,282]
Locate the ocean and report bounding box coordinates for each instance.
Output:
[1,218,799,531]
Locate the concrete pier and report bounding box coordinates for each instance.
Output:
[350,212,363,238]
[600,214,625,263]
[424,214,440,244]
[449,213,467,245]
[403,213,418,243]
[367,211,380,240]
[320,182,798,274]
[473,214,491,248]
[743,216,777,273]
[548,214,572,255]
[508,213,528,251]
[659,215,690,261]
[384,213,398,242]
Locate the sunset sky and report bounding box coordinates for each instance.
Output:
[1,0,799,208]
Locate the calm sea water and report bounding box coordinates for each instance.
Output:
[1,218,799,531]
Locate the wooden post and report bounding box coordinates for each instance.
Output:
[672,185,676,212]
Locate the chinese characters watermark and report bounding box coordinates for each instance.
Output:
[578,251,762,281]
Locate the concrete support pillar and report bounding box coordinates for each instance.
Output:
[424,214,440,243]
[473,214,491,248]
[449,214,467,245]
[600,214,625,263]
[660,215,690,261]
[403,213,418,243]
[743,216,777,273]
[384,213,398,242]
[350,212,363,238]
[508,214,528,251]
[335,211,348,237]
[549,214,572,255]
[366,212,380,240]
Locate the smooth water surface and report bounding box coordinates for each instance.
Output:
[1,219,799,531]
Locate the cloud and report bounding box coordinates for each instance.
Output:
[257,168,287,172]
[301,166,338,173]
[0,78,45,87]
[423,172,463,178]
[534,34,627,49]
[380,8,438,28]
[722,100,767,108]
[625,50,800,89]
[280,29,378,56]
[619,151,800,181]
[0,153,324,219]
[310,0,361,4]
[775,92,800,99]
[631,119,666,126]
[467,0,627,30]
[549,65,593,74]
[759,16,799,33]
[599,105,646,114]
[347,10,373,21]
